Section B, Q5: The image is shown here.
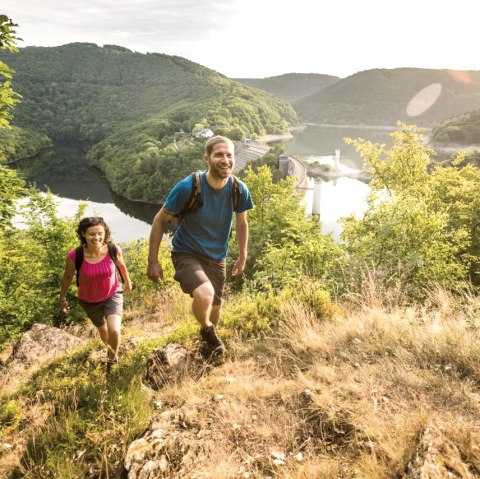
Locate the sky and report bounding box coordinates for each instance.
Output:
[4,0,479,79]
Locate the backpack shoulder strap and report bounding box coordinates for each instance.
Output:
[231,174,241,210]
[107,243,125,283]
[176,171,203,222]
[75,246,84,287]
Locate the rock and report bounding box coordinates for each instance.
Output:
[403,422,476,478]
[124,407,218,478]
[144,344,198,390]
[0,323,86,391]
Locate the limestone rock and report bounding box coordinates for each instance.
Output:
[0,323,86,390]
[144,344,198,390]
[403,423,476,478]
[124,408,218,478]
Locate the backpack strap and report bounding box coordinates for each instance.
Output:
[174,171,203,225]
[75,246,84,287]
[75,243,125,286]
[107,242,125,283]
[231,174,240,211]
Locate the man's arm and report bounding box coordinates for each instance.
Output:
[232,211,249,276]
[147,206,173,283]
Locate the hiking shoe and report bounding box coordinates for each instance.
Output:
[200,325,225,359]
[105,357,118,374]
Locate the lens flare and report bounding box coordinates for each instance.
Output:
[406,83,442,117]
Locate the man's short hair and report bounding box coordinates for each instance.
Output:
[205,135,234,157]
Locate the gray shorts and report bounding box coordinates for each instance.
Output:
[171,252,226,305]
[79,291,124,327]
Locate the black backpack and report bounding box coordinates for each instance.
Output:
[171,171,241,228]
[75,242,124,286]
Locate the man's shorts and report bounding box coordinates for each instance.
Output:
[78,291,124,327]
[171,252,226,305]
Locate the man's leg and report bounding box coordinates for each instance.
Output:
[210,304,222,327]
[191,282,215,328]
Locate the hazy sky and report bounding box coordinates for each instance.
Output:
[4,0,479,79]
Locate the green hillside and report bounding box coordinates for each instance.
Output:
[431,108,480,144]
[234,73,339,102]
[0,43,299,201]
[1,43,298,142]
[294,68,480,127]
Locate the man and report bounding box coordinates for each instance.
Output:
[147,135,254,360]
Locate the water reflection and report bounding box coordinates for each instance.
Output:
[286,124,394,170]
[13,143,157,243]
[11,126,386,242]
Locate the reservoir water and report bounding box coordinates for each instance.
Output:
[13,126,394,243]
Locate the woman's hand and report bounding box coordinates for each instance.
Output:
[124,279,133,293]
[59,298,69,313]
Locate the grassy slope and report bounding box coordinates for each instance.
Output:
[1,284,480,478]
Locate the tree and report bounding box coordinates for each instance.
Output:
[341,123,474,299]
[229,165,345,291]
[0,14,21,129]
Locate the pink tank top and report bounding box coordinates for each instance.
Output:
[67,247,120,303]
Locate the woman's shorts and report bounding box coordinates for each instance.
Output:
[79,291,124,327]
[171,252,226,305]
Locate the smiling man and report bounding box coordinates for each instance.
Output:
[147,135,254,361]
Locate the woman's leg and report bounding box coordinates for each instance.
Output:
[105,314,122,360]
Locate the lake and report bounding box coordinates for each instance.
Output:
[13,126,394,242]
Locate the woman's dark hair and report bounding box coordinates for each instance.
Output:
[76,217,111,245]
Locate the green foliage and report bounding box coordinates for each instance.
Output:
[235,73,339,102]
[341,123,476,299]
[0,164,25,229]
[9,349,153,478]
[0,125,51,163]
[0,191,84,346]
[294,68,480,127]
[0,14,21,128]
[86,119,205,201]
[230,165,345,293]
[221,295,274,337]
[0,42,298,143]
[431,109,480,144]
[122,238,175,309]
[0,398,24,438]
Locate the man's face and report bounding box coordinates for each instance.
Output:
[204,141,235,180]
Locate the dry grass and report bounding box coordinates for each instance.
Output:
[2,284,480,478]
[150,289,480,478]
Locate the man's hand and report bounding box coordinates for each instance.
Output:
[231,257,246,276]
[147,260,164,283]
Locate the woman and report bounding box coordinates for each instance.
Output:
[59,217,132,365]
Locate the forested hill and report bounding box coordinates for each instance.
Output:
[0,42,298,143]
[431,108,480,144]
[292,68,480,127]
[0,42,299,201]
[234,73,340,102]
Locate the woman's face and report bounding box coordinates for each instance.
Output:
[82,225,105,247]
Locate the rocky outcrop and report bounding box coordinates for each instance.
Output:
[124,407,220,479]
[0,323,86,391]
[144,344,200,390]
[403,423,477,478]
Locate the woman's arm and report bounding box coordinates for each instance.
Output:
[59,256,76,312]
[116,245,133,293]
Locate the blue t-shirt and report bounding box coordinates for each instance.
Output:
[164,172,254,260]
